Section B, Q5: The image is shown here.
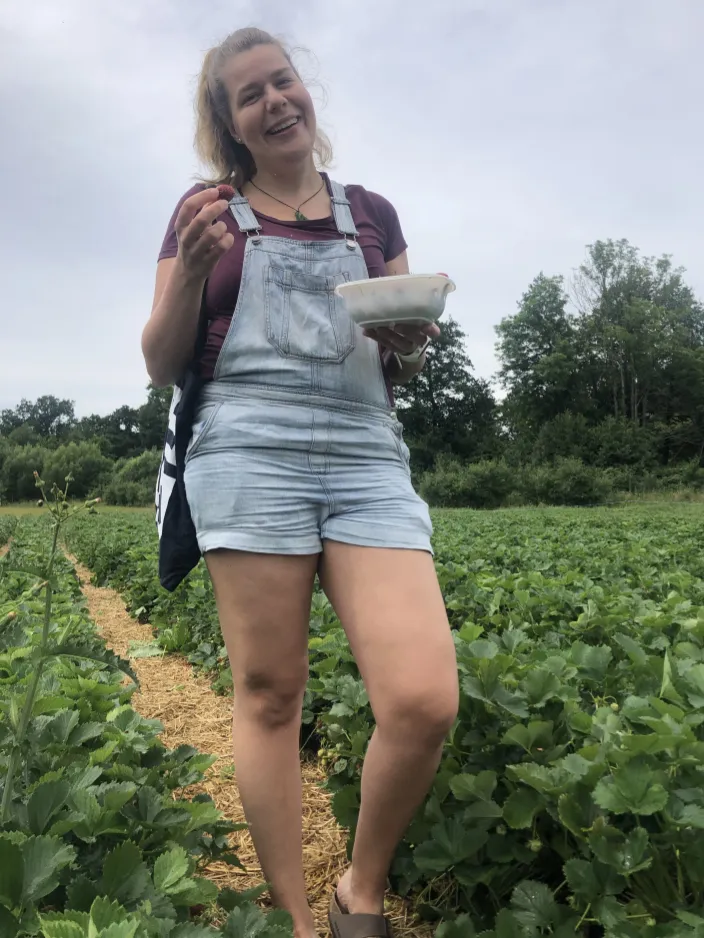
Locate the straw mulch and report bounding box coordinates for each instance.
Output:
[70,558,434,938]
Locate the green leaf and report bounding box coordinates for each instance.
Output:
[101,784,137,812]
[218,885,269,911]
[100,842,150,905]
[449,771,497,803]
[153,847,190,894]
[0,837,23,908]
[593,762,668,815]
[21,835,75,903]
[511,880,558,929]
[613,633,648,667]
[508,763,567,795]
[27,779,70,835]
[489,909,524,938]
[521,668,562,707]
[435,915,477,938]
[674,805,704,828]
[101,922,139,938]
[503,788,543,829]
[502,721,553,752]
[682,662,704,708]
[38,921,84,938]
[558,788,599,838]
[414,820,488,872]
[564,858,624,902]
[222,903,273,937]
[0,906,19,938]
[68,722,104,746]
[571,642,612,681]
[588,820,651,875]
[661,649,684,704]
[89,896,131,930]
[65,875,99,912]
[468,639,498,659]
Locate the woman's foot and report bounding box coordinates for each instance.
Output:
[335,865,386,917]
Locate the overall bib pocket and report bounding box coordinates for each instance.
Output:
[265,265,355,363]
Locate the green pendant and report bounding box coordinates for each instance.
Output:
[295,210,307,221]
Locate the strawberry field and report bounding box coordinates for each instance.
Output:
[4,500,704,936]
[0,489,292,937]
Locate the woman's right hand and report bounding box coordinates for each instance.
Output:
[175,188,235,280]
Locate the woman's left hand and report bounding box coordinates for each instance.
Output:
[362,271,448,356]
[362,321,440,355]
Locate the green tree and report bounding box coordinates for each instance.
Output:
[395,317,498,470]
[573,239,703,426]
[0,395,75,438]
[138,384,172,451]
[495,274,584,438]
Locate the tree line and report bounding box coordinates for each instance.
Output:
[2,238,703,507]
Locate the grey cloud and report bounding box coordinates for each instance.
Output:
[1,0,702,414]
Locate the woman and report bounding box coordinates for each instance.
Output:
[142,27,458,938]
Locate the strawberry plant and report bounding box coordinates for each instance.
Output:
[0,481,291,936]
[63,503,704,934]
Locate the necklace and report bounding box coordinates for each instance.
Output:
[249,176,326,221]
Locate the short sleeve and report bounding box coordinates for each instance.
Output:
[377,196,407,262]
[158,184,205,261]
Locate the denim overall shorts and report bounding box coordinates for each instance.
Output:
[183,180,433,555]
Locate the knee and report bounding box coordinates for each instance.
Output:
[237,664,308,730]
[378,677,459,747]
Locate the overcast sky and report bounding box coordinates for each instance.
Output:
[1,0,702,417]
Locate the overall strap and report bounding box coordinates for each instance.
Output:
[329,179,359,239]
[229,192,262,236]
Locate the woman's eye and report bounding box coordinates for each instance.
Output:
[277,77,293,87]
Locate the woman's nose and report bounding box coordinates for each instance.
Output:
[264,86,287,110]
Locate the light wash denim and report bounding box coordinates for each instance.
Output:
[184,180,432,555]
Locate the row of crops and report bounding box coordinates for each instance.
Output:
[60,503,704,937]
[0,494,293,937]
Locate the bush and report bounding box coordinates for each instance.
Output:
[0,444,50,501]
[102,449,161,506]
[42,441,112,498]
[587,416,657,468]
[521,457,613,506]
[421,457,612,508]
[531,412,591,463]
[421,458,516,509]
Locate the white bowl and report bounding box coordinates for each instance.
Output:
[335,273,456,328]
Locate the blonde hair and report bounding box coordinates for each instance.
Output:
[194,27,333,188]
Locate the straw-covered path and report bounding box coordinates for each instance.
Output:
[70,557,434,938]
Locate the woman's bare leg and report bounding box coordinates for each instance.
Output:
[319,543,458,915]
[206,550,320,938]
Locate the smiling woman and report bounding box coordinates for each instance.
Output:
[142,26,457,938]
[194,30,333,192]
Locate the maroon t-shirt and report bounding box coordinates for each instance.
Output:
[158,174,408,384]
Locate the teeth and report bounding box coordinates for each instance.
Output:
[269,117,298,134]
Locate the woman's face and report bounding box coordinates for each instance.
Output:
[223,44,317,170]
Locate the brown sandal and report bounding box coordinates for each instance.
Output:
[328,889,392,938]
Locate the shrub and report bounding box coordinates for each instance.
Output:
[42,441,112,498]
[531,412,591,463]
[102,449,161,506]
[521,457,613,506]
[421,459,516,509]
[587,416,657,468]
[0,444,50,501]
